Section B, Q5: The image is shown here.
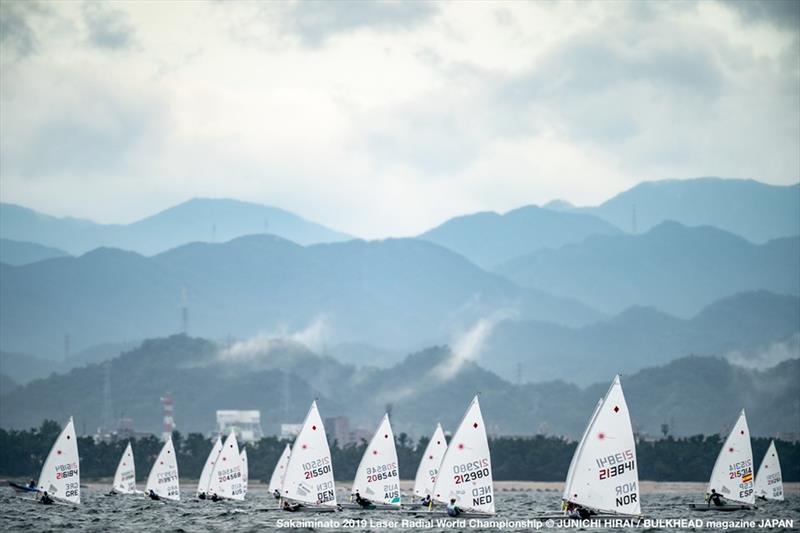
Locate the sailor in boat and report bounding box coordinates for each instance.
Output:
[446,498,463,517]
[420,494,432,507]
[354,490,373,509]
[198,491,207,500]
[565,501,594,519]
[39,491,54,505]
[211,493,220,502]
[273,489,281,500]
[706,488,727,507]
[28,479,36,490]
[282,500,302,512]
[148,489,161,501]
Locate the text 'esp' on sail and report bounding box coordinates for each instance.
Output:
[707,410,755,505]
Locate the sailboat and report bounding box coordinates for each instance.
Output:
[689,409,755,511]
[13,417,81,505]
[408,423,447,508]
[240,447,249,498]
[754,440,783,501]
[197,436,223,498]
[145,436,180,501]
[431,396,494,516]
[280,401,338,512]
[347,413,401,510]
[559,375,641,518]
[110,442,139,495]
[206,429,246,501]
[268,443,291,499]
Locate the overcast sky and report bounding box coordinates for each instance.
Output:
[1,0,798,238]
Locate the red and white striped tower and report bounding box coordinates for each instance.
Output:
[161,394,175,441]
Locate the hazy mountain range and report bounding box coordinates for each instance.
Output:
[1,335,796,440]
[480,290,800,384]
[0,234,599,357]
[0,198,352,256]
[419,205,621,269]
[549,177,800,243]
[0,238,68,266]
[497,221,799,316]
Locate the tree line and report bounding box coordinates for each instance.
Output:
[1,421,797,482]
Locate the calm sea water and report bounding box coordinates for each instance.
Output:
[1,485,797,532]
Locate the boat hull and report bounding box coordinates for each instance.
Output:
[8,481,38,493]
[689,503,756,512]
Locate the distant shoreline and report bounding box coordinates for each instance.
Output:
[7,479,798,493]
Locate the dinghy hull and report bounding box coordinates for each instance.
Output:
[8,481,38,493]
[689,503,756,512]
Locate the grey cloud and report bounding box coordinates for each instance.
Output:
[723,0,800,32]
[0,1,49,59]
[284,0,437,46]
[82,1,136,50]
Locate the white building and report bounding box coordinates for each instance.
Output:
[280,423,303,440]
[216,410,264,443]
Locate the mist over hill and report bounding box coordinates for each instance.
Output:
[0,234,600,358]
[0,335,796,440]
[0,199,352,256]
[480,290,800,385]
[497,221,799,316]
[419,205,621,269]
[554,178,800,243]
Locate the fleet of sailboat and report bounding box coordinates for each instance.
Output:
[10,392,790,513]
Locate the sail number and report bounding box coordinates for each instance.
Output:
[367,462,398,482]
[302,457,331,479]
[599,461,635,480]
[303,464,331,479]
[454,468,490,484]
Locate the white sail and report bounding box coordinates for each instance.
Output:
[432,396,494,515]
[413,423,447,498]
[207,429,245,501]
[562,375,640,516]
[37,417,80,504]
[754,440,783,501]
[197,436,223,496]
[562,398,603,503]
[112,442,136,494]
[269,444,292,494]
[281,401,337,507]
[145,437,180,501]
[707,409,754,505]
[352,414,401,506]
[240,447,249,497]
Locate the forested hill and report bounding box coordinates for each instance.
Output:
[1,335,797,439]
